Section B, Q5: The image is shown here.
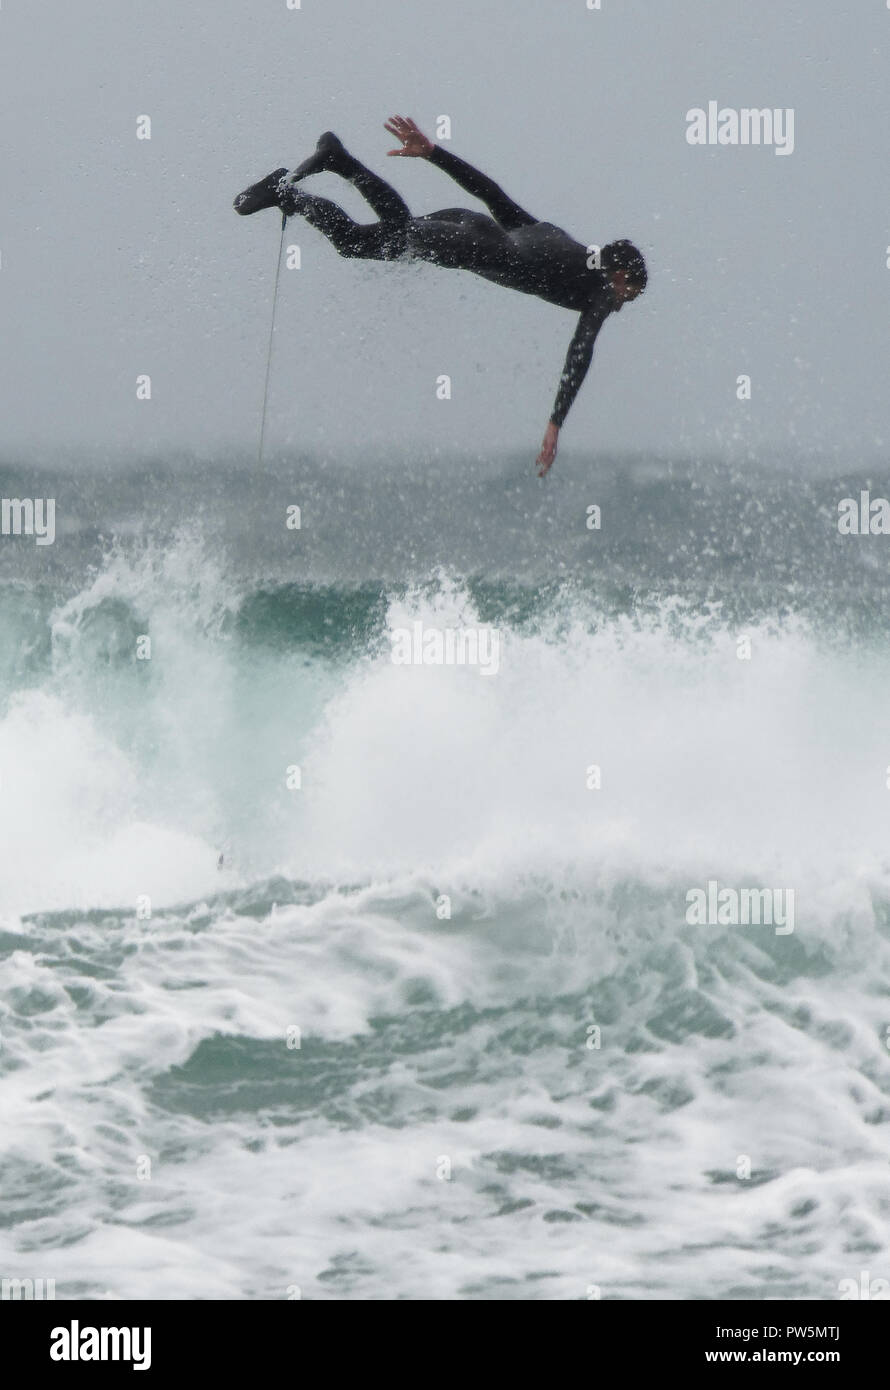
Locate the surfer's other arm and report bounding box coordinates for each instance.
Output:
[537,308,605,476]
[385,115,537,231]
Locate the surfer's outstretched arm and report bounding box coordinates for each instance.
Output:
[384,115,536,230]
[537,306,608,476]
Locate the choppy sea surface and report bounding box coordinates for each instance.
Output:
[2,451,890,1300]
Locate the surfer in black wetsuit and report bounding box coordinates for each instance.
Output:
[235,116,647,475]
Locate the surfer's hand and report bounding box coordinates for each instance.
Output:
[536,422,559,477]
[385,116,434,158]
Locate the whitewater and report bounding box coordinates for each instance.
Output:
[1,451,889,1300]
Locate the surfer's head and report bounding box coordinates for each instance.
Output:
[602,240,647,308]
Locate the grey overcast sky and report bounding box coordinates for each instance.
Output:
[0,0,887,465]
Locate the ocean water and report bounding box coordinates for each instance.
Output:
[2,451,890,1300]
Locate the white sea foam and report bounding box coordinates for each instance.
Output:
[2,543,890,1299]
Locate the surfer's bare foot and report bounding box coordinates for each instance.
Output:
[536,422,559,477]
[384,115,434,158]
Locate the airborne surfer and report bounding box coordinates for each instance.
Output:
[234,117,647,476]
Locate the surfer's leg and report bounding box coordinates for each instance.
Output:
[234,136,411,228]
[289,132,410,225]
[279,187,407,260]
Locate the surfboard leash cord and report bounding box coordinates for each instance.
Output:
[257,210,289,469]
